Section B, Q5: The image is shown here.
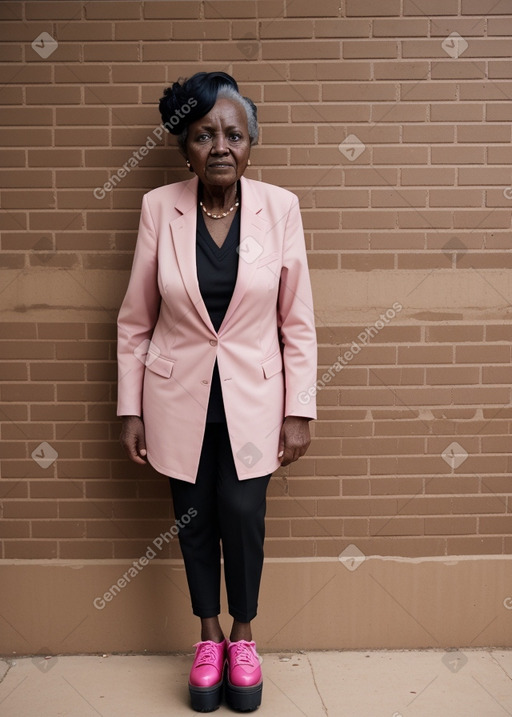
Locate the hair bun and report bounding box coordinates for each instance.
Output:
[159,72,239,135]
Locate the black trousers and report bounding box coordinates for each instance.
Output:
[168,422,271,623]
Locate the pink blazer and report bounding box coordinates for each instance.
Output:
[117,175,317,483]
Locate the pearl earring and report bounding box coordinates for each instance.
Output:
[247,159,251,166]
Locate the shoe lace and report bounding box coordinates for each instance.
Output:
[194,641,220,666]
[231,641,256,667]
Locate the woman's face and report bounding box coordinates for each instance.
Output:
[185,98,251,190]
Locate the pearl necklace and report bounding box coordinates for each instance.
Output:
[200,196,239,219]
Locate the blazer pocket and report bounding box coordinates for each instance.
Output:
[144,352,174,379]
[261,351,283,379]
[257,251,280,268]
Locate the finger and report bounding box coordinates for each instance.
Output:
[123,432,147,465]
[277,424,286,460]
[138,435,147,458]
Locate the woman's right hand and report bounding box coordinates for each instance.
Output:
[119,415,148,465]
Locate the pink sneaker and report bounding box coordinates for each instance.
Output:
[188,639,226,712]
[225,640,263,712]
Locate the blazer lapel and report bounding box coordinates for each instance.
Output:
[220,176,267,332]
[169,175,268,335]
[170,176,216,334]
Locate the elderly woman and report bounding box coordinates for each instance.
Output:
[117,71,317,713]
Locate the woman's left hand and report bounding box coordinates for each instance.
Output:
[278,416,311,467]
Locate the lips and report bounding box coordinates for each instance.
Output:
[208,163,233,168]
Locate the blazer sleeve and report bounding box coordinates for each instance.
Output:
[277,194,318,420]
[116,192,161,417]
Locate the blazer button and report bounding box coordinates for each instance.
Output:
[209,339,217,346]
[201,379,208,385]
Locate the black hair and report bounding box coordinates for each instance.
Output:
[158,71,258,152]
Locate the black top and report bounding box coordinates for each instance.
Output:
[196,188,240,422]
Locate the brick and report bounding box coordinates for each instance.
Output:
[55,128,109,147]
[402,167,456,185]
[431,145,485,164]
[323,83,395,102]
[59,541,112,558]
[26,86,81,105]
[375,62,429,80]
[3,501,57,518]
[175,21,230,40]
[368,367,424,385]
[0,150,24,167]
[30,362,85,381]
[1,362,28,381]
[489,61,512,79]
[25,2,82,19]
[453,210,511,229]
[0,107,53,126]
[83,42,140,62]
[0,170,51,188]
[403,125,455,142]
[0,521,30,538]
[2,423,53,441]
[262,41,339,60]
[143,43,200,62]
[488,18,512,37]
[482,366,512,384]
[144,1,200,18]
[376,103,428,123]
[428,325,484,342]
[0,341,54,360]
[343,40,398,59]
[29,212,83,231]
[371,189,427,208]
[0,3,22,20]
[33,521,86,538]
[462,0,512,13]
[460,82,512,100]
[373,19,428,36]
[292,104,370,123]
[2,383,54,402]
[346,0,400,16]
[1,254,24,269]
[0,23,53,42]
[404,0,458,12]
[426,367,479,385]
[28,149,82,168]
[433,60,485,80]
[447,537,503,554]
[55,65,111,84]
[370,517,424,536]
[203,0,257,18]
[425,516,477,535]
[4,541,57,559]
[311,62,370,81]
[432,19,486,37]
[0,87,23,105]
[2,191,54,209]
[401,82,457,100]
[258,19,313,39]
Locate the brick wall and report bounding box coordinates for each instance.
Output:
[1,0,512,561]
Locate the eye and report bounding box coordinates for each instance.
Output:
[196,133,211,142]
[229,133,242,141]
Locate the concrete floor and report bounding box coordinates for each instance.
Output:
[0,649,511,716]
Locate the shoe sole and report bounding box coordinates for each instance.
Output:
[188,678,223,713]
[224,676,263,712]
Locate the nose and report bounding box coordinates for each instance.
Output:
[211,133,228,154]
